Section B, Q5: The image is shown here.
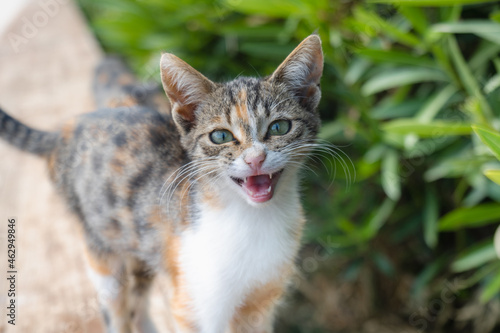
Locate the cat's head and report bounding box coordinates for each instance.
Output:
[160,35,323,205]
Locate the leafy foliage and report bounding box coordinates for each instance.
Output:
[77,0,500,331]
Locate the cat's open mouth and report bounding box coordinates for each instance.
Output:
[231,170,283,203]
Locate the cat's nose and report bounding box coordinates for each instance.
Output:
[244,151,266,170]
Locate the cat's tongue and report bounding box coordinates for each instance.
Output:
[242,174,275,203]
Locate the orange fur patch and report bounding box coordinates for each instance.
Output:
[117,73,135,86]
[163,226,196,330]
[107,95,138,109]
[61,119,75,142]
[234,89,249,121]
[200,187,222,210]
[110,149,127,174]
[231,275,288,332]
[97,71,108,84]
[47,151,58,181]
[84,247,113,276]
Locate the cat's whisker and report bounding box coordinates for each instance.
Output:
[176,168,226,213]
[163,163,217,214]
[160,159,218,218]
[281,140,356,191]
[158,157,217,203]
[160,162,208,208]
[180,168,221,201]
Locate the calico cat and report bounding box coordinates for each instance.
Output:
[0,34,323,332]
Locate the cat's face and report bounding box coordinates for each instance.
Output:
[161,35,323,205]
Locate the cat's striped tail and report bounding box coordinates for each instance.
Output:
[0,107,58,156]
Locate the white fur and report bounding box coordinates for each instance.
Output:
[179,172,302,333]
[86,265,120,303]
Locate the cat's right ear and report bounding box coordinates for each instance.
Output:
[160,53,216,135]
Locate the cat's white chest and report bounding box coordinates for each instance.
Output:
[179,192,302,333]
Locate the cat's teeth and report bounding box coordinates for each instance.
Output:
[244,177,248,183]
[269,173,273,179]
[266,185,272,194]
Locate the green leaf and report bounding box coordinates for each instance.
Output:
[473,125,500,160]
[362,68,448,95]
[399,6,428,35]
[372,252,395,277]
[415,85,457,122]
[371,97,426,120]
[451,239,497,272]
[344,58,371,85]
[222,0,308,17]
[424,188,439,248]
[439,203,500,231]
[433,21,500,45]
[448,37,493,122]
[353,8,422,47]
[492,11,500,23]
[484,74,500,94]
[318,121,344,140]
[469,43,500,72]
[368,0,499,6]
[425,157,490,181]
[383,120,472,137]
[485,169,500,186]
[362,198,396,239]
[480,270,500,303]
[381,150,401,201]
[357,49,436,68]
[411,256,448,297]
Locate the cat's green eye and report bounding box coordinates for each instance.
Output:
[268,120,291,136]
[210,130,234,144]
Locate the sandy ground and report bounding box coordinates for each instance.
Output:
[0,1,172,332]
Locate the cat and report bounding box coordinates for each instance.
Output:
[0,34,323,333]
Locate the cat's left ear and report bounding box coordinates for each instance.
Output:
[160,53,216,135]
[267,34,323,112]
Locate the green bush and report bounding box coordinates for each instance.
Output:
[77,0,500,331]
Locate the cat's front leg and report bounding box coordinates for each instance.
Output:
[229,279,286,333]
[84,249,133,333]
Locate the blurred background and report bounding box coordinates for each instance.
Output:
[2,0,500,332]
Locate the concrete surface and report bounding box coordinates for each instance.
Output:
[0,1,172,332]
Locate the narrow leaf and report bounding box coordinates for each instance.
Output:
[439,203,500,231]
[451,240,497,272]
[424,188,439,248]
[382,151,401,201]
[449,37,493,121]
[472,125,500,160]
[357,49,436,68]
[485,169,500,186]
[480,271,500,303]
[484,74,500,94]
[383,120,472,137]
[362,198,396,239]
[362,68,448,95]
[433,21,500,45]
[368,0,498,5]
[415,85,457,122]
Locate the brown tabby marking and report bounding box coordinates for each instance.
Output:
[235,89,249,122]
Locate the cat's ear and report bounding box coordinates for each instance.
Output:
[268,34,323,112]
[160,53,216,134]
